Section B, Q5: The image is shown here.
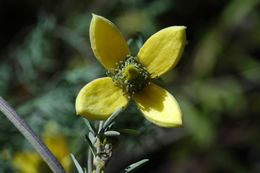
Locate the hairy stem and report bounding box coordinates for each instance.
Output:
[0,96,66,173]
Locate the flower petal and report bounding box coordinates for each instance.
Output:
[75,77,129,120]
[90,14,130,70]
[12,152,41,173]
[137,26,186,78]
[133,83,182,127]
[44,136,71,172]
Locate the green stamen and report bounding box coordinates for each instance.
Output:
[107,55,150,96]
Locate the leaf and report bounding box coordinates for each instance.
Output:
[85,135,96,155]
[104,130,121,137]
[98,121,104,134]
[123,159,149,173]
[107,122,115,129]
[70,153,86,173]
[88,132,96,144]
[102,107,124,131]
[83,118,97,135]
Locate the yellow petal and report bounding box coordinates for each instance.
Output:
[133,83,182,127]
[12,152,41,173]
[90,14,130,70]
[44,136,71,172]
[137,26,186,78]
[75,77,129,120]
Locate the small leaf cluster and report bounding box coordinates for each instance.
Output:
[71,108,148,173]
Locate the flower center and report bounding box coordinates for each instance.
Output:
[123,64,140,80]
[107,55,150,96]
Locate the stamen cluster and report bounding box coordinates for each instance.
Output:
[107,55,150,96]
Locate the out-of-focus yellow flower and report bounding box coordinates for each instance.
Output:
[12,122,71,173]
[76,14,186,127]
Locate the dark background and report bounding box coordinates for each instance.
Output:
[0,0,260,173]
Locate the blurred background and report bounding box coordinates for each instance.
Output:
[0,0,260,172]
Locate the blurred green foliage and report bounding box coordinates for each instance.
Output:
[0,0,260,173]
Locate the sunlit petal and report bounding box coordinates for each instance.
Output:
[133,83,182,127]
[90,14,130,70]
[137,26,186,78]
[75,77,129,120]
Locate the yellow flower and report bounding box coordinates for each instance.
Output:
[76,14,186,127]
[12,122,71,173]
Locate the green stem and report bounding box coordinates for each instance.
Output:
[0,97,66,173]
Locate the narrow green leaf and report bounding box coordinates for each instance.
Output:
[124,159,149,173]
[88,132,96,144]
[70,154,85,173]
[98,121,104,134]
[107,122,115,129]
[104,130,120,137]
[103,107,123,131]
[85,135,96,155]
[83,118,97,135]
